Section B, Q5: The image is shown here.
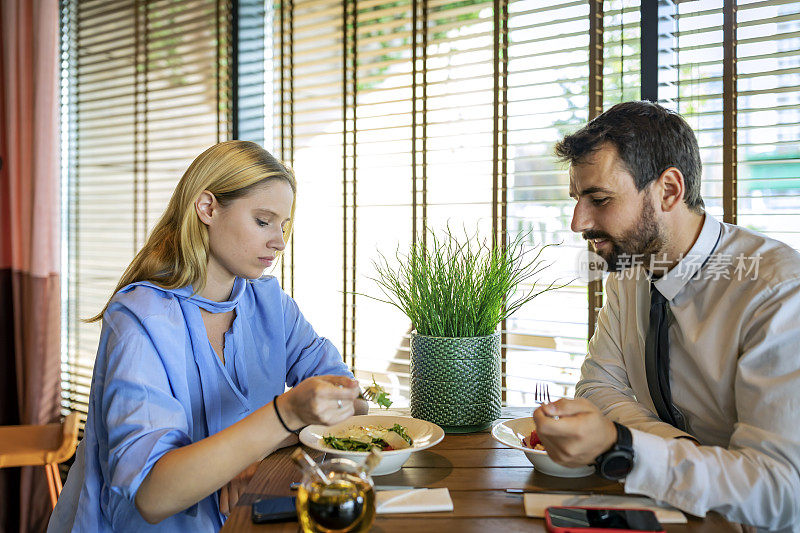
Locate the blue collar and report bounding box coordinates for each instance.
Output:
[124,277,247,313]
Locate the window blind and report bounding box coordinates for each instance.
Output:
[604,0,641,106]
[503,1,593,403]
[659,1,726,220]
[348,0,417,393]
[60,0,233,422]
[271,0,606,405]
[62,1,800,414]
[652,0,800,245]
[737,0,800,248]
[273,0,347,371]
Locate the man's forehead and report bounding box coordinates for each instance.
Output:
[568,146,635,196]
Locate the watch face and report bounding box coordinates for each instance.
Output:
[603,452,633,479]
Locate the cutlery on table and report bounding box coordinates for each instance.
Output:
[534,381,560,420]
[289,482,421,491]
[505,489,596,495]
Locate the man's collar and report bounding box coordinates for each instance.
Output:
[651,213,722,301]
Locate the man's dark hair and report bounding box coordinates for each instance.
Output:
[555,100,704,212]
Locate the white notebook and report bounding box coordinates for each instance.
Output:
[376,488,454,514]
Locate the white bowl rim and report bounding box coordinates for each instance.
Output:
[299,414,445,456]
[490,417,548,455]
[492,417,595,477]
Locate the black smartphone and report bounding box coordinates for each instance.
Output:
[545,506,664,532]
[251,496,298,524]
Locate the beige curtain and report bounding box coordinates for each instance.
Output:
[0,0,62,531]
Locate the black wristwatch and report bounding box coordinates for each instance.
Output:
[594,422,634,480]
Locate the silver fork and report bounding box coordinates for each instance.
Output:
[534,381,559,420]
[336,384,377,403]
[359,387,377,402]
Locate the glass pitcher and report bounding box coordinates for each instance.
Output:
[295,457,376,533]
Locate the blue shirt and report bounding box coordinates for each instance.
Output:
[48,276,352,532]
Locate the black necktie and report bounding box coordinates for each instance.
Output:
[645,283,686,430]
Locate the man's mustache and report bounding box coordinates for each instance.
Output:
[582,230,613,241]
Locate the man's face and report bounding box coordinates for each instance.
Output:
[568,143,664,271]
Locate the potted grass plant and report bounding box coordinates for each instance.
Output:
[368,227,560,432]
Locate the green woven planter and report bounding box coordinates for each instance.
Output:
[409,378,500,404]
[411,352,500,382]
[409,332,501,432]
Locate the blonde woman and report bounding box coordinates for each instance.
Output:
[49,141,368,532]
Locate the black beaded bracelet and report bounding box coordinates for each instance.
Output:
[273,395,302,435]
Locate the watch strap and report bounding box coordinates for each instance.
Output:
[613,421,633,451]
[594,422,634,480]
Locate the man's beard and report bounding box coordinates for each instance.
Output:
[583,196,664,272]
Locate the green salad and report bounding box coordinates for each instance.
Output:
[323,423,413,452]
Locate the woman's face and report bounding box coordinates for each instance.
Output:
[200,180,294,282]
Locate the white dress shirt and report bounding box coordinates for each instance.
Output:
[576,214,800,532]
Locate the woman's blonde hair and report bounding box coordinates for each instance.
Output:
[88,140,297,322]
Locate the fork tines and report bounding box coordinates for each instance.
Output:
[534,381,552,405]
[359,387,376,402]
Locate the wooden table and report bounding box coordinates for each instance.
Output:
[221,407,742,532]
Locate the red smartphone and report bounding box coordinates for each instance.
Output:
[545,506,665,533]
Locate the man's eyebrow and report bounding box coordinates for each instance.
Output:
[574,186,614,197]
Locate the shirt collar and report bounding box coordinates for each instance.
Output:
[652,213,722,301]
[183,276,247,313]
[125,276,247,313]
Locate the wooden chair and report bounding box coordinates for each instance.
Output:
[0,412,80,508]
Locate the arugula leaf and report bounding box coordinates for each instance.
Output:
[323,423,411,451]
[389,424,412,445]
[323,435,380,451]
[366,376,393,409]
[375,390,393,409]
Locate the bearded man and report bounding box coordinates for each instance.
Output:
[533,100,800,532]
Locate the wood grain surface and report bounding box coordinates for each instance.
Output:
[220,408,742,532]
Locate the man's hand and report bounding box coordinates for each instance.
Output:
[219,460,260,516]
[532,398,618,467]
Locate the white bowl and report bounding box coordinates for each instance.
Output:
[491,417,595,478]
[299,414,445,476]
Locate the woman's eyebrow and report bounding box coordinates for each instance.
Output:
[253,208,290,222]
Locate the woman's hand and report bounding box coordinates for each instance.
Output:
[278,375,360,429]
[135,380,344,524]
[354,397,369,415]
[218,460,260,516]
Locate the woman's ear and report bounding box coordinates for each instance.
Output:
[658,167,686,213]
[195,191,218,225]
